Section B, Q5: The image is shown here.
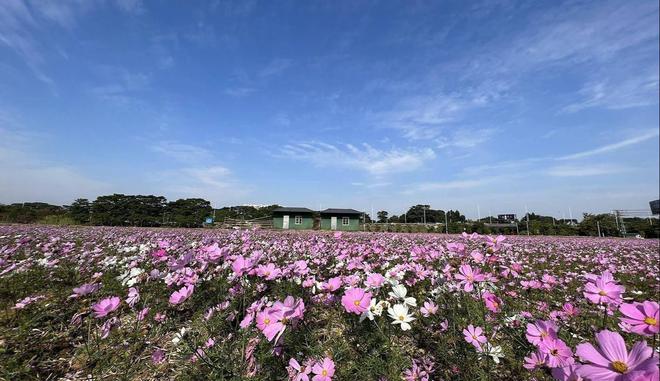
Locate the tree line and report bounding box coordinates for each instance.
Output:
[0,199,657,237]
[0,194,214,228]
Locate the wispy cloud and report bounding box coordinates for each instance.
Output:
[88,66,150,106]
[547,164,627,177]
[404,179,487,194]
[258,58,293,78]
[224,86,256,97]
[280,142,436,176]
[558,129,659,160]
[562,73,659,113]
[150,141,213,163]
[436,128,496,149]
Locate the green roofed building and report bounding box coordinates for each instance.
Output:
[320,208,362,231]
[272,207,315,230]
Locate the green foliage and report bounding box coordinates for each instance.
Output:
[91,194,167,226]
[68,198,91,224]
[0,202,66,223]
[166,198,213,228]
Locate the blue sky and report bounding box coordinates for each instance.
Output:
[0,0,658,218]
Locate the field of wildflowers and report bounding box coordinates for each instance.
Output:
[1,225,658,380]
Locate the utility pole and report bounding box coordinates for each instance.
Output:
[423,206,426,224]
[597,221,601,237]
[445,211,449,234]
[525,205,530,236]
[477,204,481,221]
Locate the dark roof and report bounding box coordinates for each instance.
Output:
[320,208,362,215]
[272,207,315,213]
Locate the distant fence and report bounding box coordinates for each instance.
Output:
[217,216,273,229]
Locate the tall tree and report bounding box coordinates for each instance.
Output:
[377,210,389,223]
[166,198,213,228]
[68,198,91,224]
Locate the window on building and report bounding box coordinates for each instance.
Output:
[294,216,303,225]
[342,217,350,226]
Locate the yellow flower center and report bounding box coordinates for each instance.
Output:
[354,300,361,306]
[399,315,405,321]
[263,318,270,325]
[322,370,328,376]
[541,331,548,338]
[467,275,474,281]
[598,290,607,296]
[644,316,657,325]
[611,360,628,374]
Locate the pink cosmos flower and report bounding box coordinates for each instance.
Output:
[231,256,251,277]
[152,348,165,364]
[288,358,312,381]
[455,265,485,292]
[523,350,547,370]
[92,296,121,318]
[341,288,371,315]
[485,235,506,252]
[539,338,575,368]
[256,307,285,341]
[365,273,386,288]
[137,307,149,321]
[312,357,335,381]
[322,277,342,292]
[420,301,438,317]
[619,301,659,336]
[583,272,625,305]
[576,330,658,381]
[526,320,559,346]
[482,291,502,313]
[274,296,306,321]
[256,263,282,280]
[169,284,194,305]
[563,303,580,318]
[69,283,100,298]
[125,287,140,308]
[463,324,487,350]
[551,364,583,381]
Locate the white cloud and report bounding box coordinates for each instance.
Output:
[150,141,213,163]
[558,129,659,160]
[562,71,659,113]
[436,128,496,149]
[258,58,293,77]
[224,86,256,97]
[547,165,627,177]
[280,142,436,176]
[404,179,487,194]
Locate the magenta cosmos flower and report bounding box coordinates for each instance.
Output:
[619,301,659,336]
[576,330,658,381]
[341,288,372,315]
[312,357,335,381]
[169,284,194,305]
[92,296,121,318]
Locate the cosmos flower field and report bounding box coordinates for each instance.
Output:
[1,225,658,380]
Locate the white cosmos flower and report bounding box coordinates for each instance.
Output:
[360,298,383,322]
[388,284,417,307]
[387,303,415,331]
[477,343,504,364]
